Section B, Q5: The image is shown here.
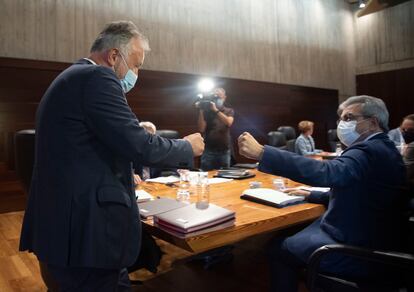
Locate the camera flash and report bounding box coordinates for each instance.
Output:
[198,79,215,93]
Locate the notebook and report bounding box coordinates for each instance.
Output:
[154,203,235,233]
[138,197,188,219]
[241,188,305,208]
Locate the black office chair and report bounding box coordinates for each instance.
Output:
[286,139,297,153]
[327,129,340,152]
[307,245,414,292]
[277,126,297,141]
[307,209,414,292]
[14,129,59,292]
[268,131,287,150]
[156,129,180,139]
[14,129,36,193]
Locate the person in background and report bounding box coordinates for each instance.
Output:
[294,120,322,155]
[197,87,235,170]
[238,95,408,292]
[400,114,414,194]
[19,21,204,291]
[388,115,414,146]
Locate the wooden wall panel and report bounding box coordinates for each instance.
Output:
[355,1,414,74]
[0,0,355,99]
[0,57,338,169]
[356,67,414,130]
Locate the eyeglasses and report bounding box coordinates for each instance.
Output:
[337,114,366,124]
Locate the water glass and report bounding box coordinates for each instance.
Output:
[273,178,285,191]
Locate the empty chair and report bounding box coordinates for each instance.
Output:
[278,126,296,152]
[268,131,287,150]
[14,129,36,192]
[156,129,180,139]
[286,139,296,153]
[277,126,296,141]
[327,129,340,152]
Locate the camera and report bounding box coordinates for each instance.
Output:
[196,93,220,111]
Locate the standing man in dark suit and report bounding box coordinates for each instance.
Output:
[19,21,204,291]
[238,95,407,292]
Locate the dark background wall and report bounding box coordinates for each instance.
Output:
[356,67,414,129]
[0,57,338,171]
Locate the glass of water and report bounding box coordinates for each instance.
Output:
[273,178,285,191]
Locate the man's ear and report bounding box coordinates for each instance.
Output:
[107,48,119,67]
[371,116,380,130]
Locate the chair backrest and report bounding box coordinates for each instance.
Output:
[268,131,287,149]
[286,139,296,153]
[155,130,180,139]
[14,129,36,192]
[277,126,296,140]
[327,129,339,152]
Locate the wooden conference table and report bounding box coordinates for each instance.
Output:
[139,169,325,253]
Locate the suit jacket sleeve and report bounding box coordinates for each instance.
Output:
[306,190,331,207]
[259,145,368,188]
[82,66,193,169]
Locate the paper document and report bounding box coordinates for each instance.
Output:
[145,176,180,184]
[207,178,233,184]
[135,190,154,203]
[299,186,330,192]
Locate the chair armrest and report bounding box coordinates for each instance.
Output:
[307,244,414,290]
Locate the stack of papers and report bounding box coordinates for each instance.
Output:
[241,188,305,208]
[154,203,235,238]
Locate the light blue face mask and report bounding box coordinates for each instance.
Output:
[215,98,224,108]
[119,53,138,93]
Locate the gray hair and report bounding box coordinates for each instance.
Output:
[90,21,150,56]
[338,95,389,131]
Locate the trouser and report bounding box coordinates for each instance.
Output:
[200,149,231,171]
[268,237,306,292]
[44,263,131,292]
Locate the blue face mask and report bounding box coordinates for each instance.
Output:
[119,53,138,93]
[215,99,224,108]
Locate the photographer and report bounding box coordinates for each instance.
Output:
[197,88,234,170]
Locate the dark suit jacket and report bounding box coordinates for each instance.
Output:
[19,59,194,269]
[259,133,408,264]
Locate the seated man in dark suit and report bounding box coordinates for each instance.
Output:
[238,95,408,292]
[19,21,204,291]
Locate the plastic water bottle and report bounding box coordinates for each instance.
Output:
[196,172,210,209]
[176,170,190,203]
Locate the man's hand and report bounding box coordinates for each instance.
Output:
[183,133,205,157]
[209,101,218,112]
[283,188,310,197]
[133,174,142,186]
[238,132,264,161]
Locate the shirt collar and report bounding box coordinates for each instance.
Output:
[364,131,382,142]
[83,58,97,65]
